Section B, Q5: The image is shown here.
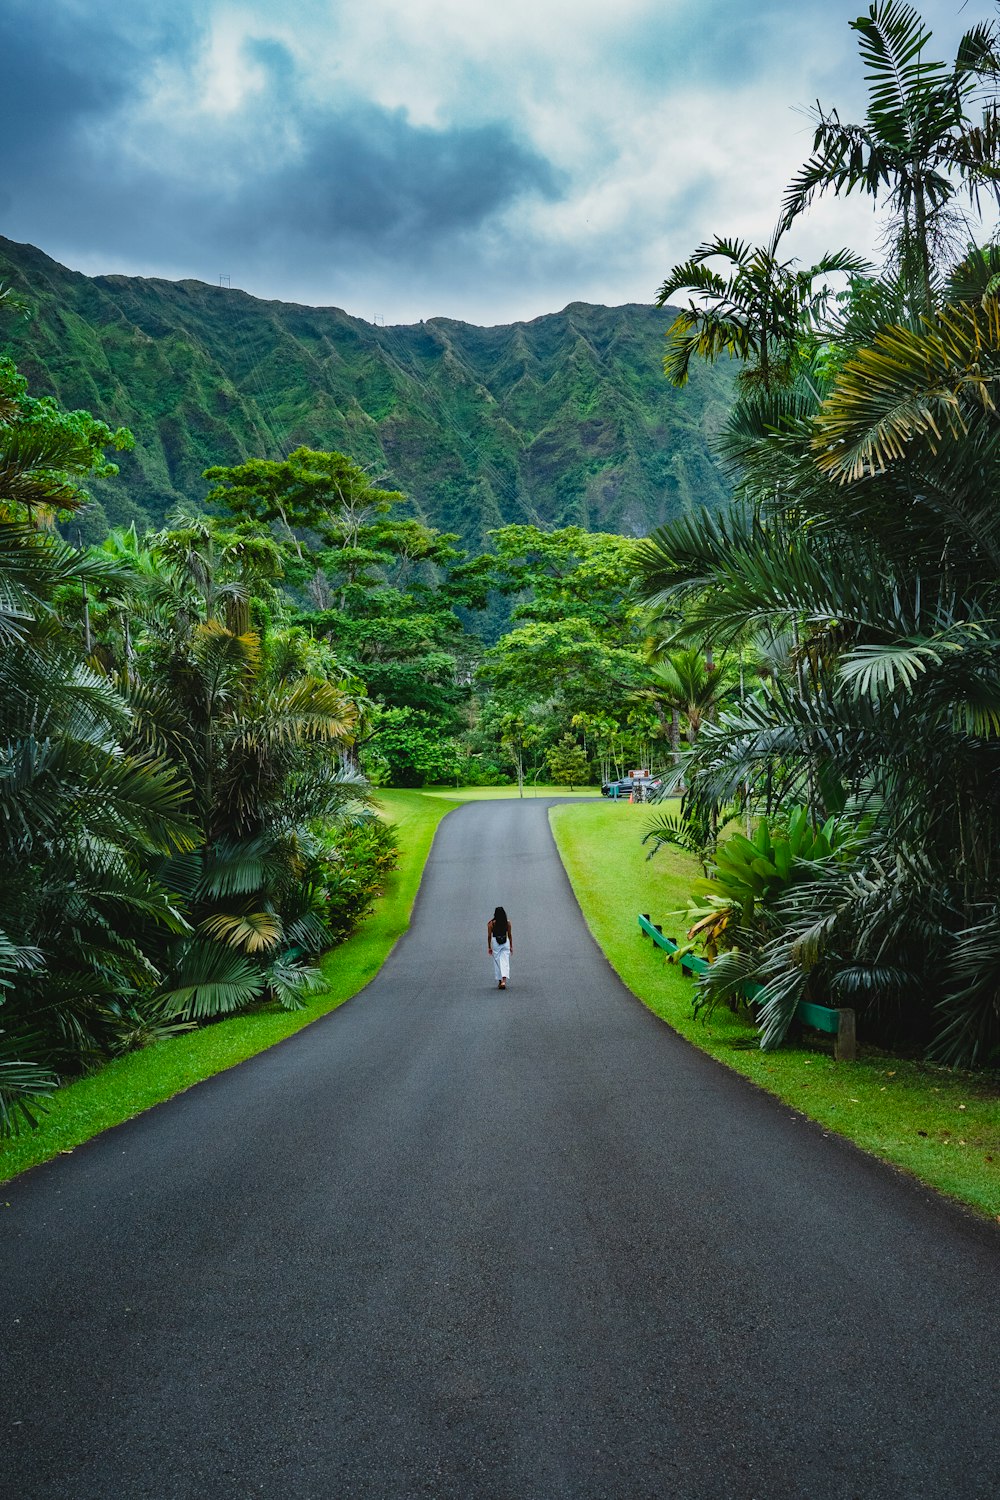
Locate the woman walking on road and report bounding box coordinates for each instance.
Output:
[487,906,513,990]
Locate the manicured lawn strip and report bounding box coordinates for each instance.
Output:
[549,799,1000,1219]
[0,789,459,1184]
[421,784,601,801]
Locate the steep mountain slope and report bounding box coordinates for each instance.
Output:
[0,236,734,545]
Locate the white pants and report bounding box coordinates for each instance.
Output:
[492,940,510,984]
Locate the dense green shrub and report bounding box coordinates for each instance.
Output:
[315,816,399,943]
[367,707,463,787]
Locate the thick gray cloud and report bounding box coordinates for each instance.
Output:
[0,0,991,323]
[240,104,562,246]
[1,6,557,266]
[1,2,200,153]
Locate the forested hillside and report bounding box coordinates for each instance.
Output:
[0,236,733,545]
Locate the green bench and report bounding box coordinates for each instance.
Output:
[637,912,710,975]
[638,913,857,1060]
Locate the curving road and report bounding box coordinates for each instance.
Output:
[2,799,999,1499]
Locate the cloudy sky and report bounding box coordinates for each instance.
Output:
[0,0,987,326]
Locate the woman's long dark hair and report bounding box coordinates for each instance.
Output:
[493,905,508,942]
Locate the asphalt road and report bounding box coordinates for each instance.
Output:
[2,799,999,1500]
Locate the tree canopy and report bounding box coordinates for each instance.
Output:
[638,0,1000,1066]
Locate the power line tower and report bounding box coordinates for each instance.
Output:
[219,275,231,289]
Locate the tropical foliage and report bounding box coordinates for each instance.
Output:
[640,1,1000,1066]
[204,448,478,785]
[781,1,1000,312]
[471,525,657,786]
[10,351,667,1128]
[1,362,191,1128]
[0,369,403,1132]
[656,226,868,390]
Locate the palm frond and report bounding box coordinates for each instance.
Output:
[265,955,325,1012]
[199,909,283,954]
[931,908,1000,1067]
[642,812,703,859]
[0,1032,58,1137]
[838,635,965,697]
[814,299,1000,480]
[194,839,286,900]
[160,942,265,1020]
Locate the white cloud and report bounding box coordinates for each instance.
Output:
[3,0,995,323]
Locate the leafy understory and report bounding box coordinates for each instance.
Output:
[0,790,452,1182]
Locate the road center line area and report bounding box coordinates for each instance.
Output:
[3,799,999,1499]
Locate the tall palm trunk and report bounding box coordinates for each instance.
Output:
[912,179,934,316]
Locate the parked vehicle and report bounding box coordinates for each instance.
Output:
[601,776,662,799]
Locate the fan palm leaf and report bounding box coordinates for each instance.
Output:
[265,955,325,1012]
[159,941,265,1020]
[199,909,283,954]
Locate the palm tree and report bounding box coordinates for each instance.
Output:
[0,375,197,1122]
[637,285,1000,1060]
[109,517,365,1020]
[782,2,1000,314]
[638,5,1000,1065]
[644,647,730,753]
[656,225,868,390]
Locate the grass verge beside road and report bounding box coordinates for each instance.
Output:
[550,798,1000,1220]
[420,783,600,801]
[0,789,458,1184]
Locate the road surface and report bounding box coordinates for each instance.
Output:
[2,799,999,1498]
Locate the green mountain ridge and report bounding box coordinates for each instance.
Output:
[0,236,734,545]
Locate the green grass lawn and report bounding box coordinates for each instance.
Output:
[0,789,459,1184]
[550,798,1000,1220]
[420,783,601,801]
